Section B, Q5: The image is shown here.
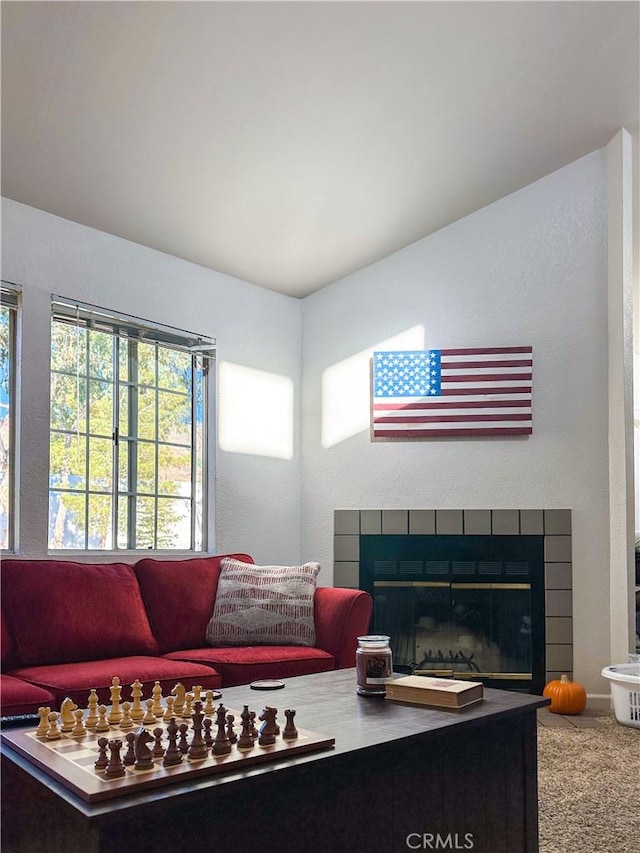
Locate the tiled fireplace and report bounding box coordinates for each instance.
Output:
[333,509,572,694]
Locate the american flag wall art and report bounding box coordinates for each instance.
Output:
[371,346,533,439]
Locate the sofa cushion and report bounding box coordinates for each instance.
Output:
[1,560,159,665]
[0,673,56,716]
[8,656,222,707]
[134,554,254,654]
[164,646,334,687]
[206,558,320,647]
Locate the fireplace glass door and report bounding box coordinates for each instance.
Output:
[374,581,533,684]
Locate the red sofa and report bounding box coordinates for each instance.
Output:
[0,555,372,716]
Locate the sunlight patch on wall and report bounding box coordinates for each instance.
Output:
[321,325,425,448]
[218,362,294,459]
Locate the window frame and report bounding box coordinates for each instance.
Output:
[48,297,215,554]
[0,282,20,553]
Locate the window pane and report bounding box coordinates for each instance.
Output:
[117,495,128,549]
[135,496,155,549]
[118,338,129,383]
[51,323,87,375]
[158,348,191,393]
[158,445,192,496]
[88,494,113,549]
[88,330,113,380]
[118,440,129,493]
[158,391,191,444]
[157,497,191,549]
[137,341,156,387]
[136,442,156,493]
[50,433,87,490]
[88,380,113,436]
[119,384,129,437]
[137,388,156,440]
[48,490,86,549]
[50,304,207,552]
[50,373,86,432]
[88,437,113,492]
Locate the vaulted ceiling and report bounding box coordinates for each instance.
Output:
[2,1,638,297]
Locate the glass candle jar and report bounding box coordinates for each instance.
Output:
[356,635,393,696]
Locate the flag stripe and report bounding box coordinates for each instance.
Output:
[441,372,532,382]
[373,399,531,411]
[374,413,532,424]
[442,359,533,369]
[374,427,533,438]
[439,346,533,356]
[371,346,533,439]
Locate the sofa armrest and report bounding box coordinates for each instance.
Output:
[313,587,373,669]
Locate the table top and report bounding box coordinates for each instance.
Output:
[1,668,547,821]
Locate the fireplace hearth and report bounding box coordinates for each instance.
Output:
[334,509,573,694]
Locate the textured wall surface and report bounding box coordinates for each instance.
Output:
[301,151,610,692]
[1,198,303,565]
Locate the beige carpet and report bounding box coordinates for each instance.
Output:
[537,714,640,853]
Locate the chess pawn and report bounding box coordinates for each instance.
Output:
[71,708,87,737]
[152,727,165,758]
[123,732,137,766]
[203,690,216,716]
[142,699,157,725]
[105,738,126,778]
[46,711,62,740]
[36,706,51,738]
[95,704,110,732]
[86,690,100,729]
[163,719,183,767]
[120,701,134,729]
[151,681,163,717]
[191,685,202,703]
[226,714,237,744]
[163,696,176,723]
[183,692,194,718]
[95,737,109,769]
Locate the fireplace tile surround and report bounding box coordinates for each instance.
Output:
[333,509,573,688]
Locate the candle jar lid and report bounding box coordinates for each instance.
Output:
[357,635,390,648]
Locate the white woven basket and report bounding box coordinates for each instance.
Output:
[601,663,640,729]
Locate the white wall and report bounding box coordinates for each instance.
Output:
[1,198,302,565]
[301,151,611,693]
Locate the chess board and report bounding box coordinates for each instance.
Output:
[0,711,335,803]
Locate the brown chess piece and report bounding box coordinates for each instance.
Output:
[163,718,183,767]
[133,727,154,770]
[283,709,298,740]
[237,705,254,751]
[212,705,231,756]
[258,707,278,746]
[123,732,137,766]
[95,736,109,769]
[105,738,126,778]
[187,701,208,760]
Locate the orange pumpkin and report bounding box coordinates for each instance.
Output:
[543,673,586,715]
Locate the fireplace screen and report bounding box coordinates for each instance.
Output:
[360,534,545,692]
[374,582,532,681]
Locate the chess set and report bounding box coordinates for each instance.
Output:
[0,677,335,803]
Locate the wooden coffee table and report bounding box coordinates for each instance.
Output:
[1,668,548,853]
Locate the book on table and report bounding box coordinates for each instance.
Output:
[385,675,484,708]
